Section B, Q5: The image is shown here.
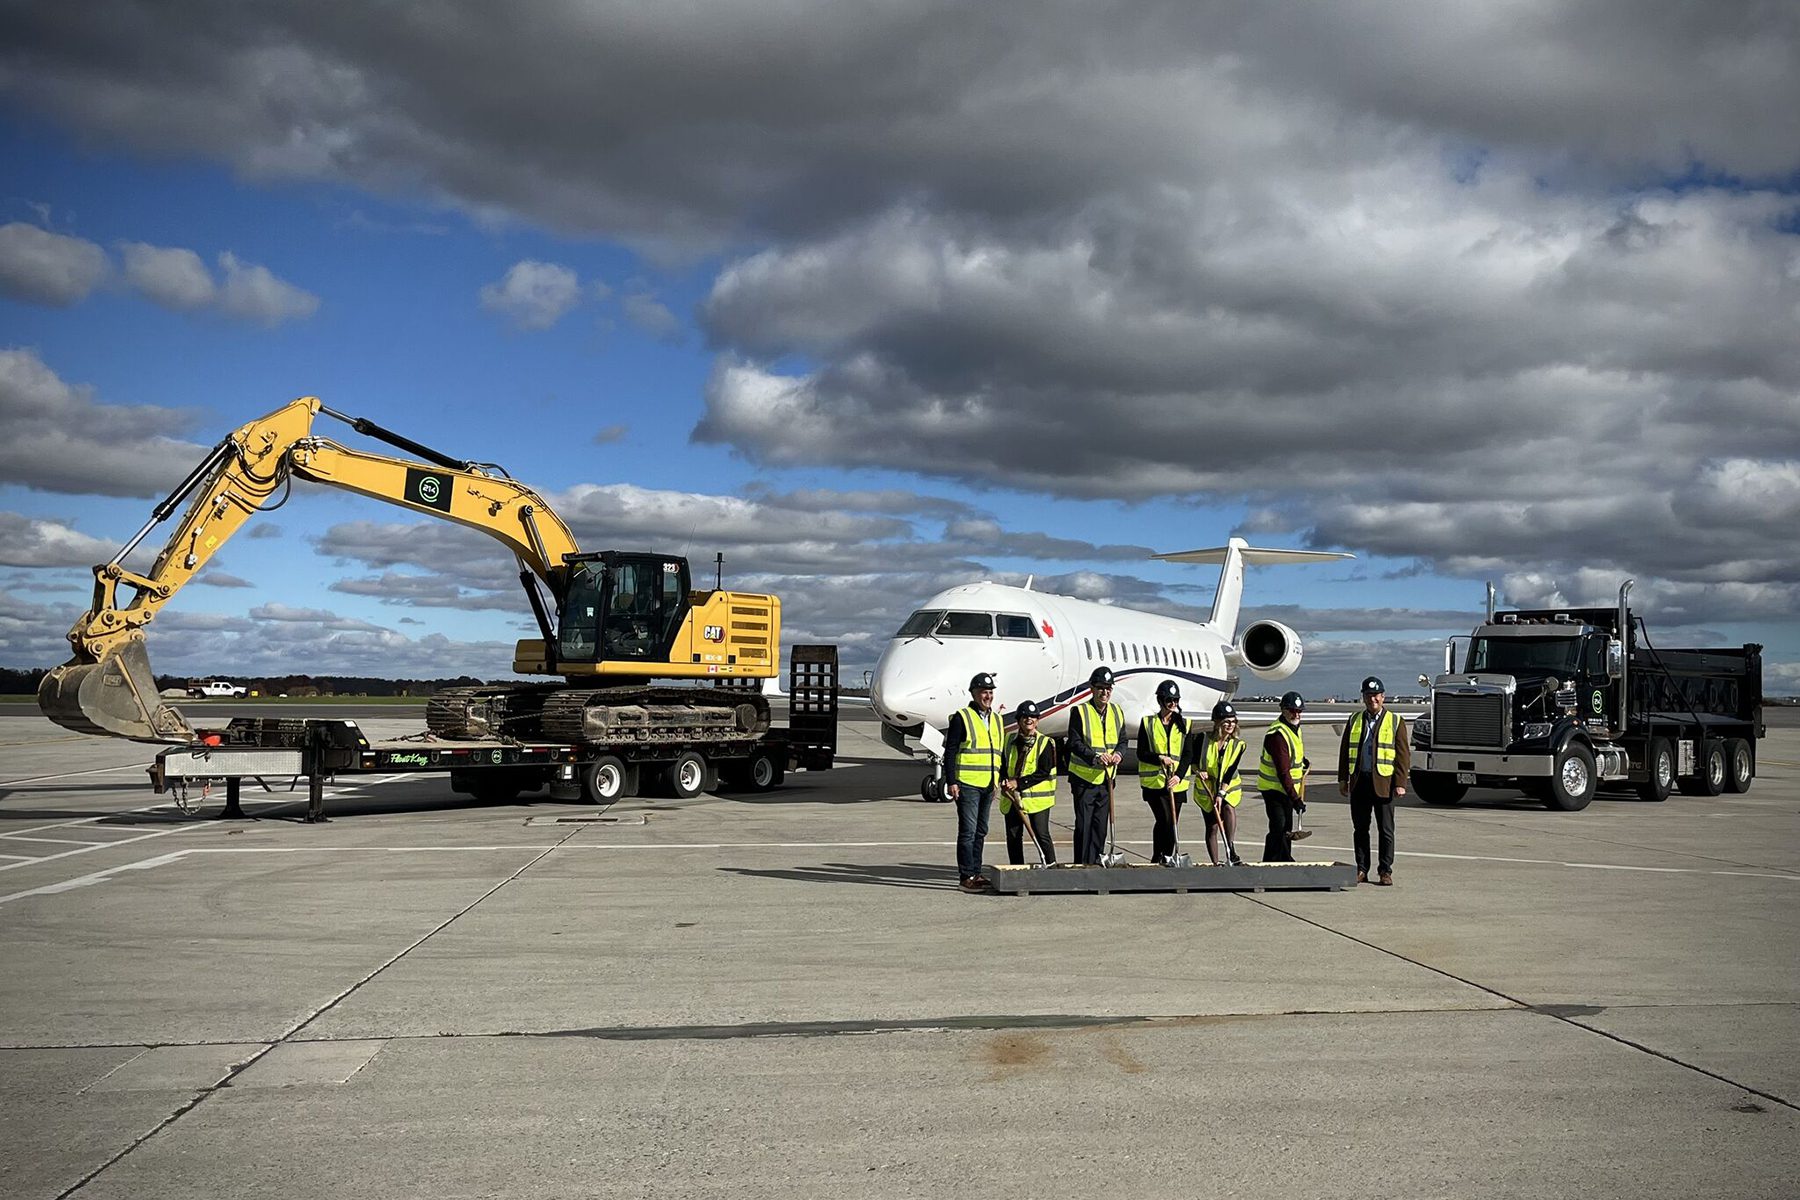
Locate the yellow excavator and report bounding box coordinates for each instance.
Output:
[38,397,781,749]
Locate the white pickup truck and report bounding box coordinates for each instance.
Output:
[189,681,248,698]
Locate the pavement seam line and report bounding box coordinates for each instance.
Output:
[50,827,584,1200]
[1240,894,1800,1114]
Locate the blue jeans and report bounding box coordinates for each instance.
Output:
[954,782,995,878]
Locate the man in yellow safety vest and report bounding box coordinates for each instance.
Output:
[1067,666,1127,864]
[998,699,1058,864]
[944,671,1005,892]
[1136,680,1193,864]
[1337,675,1411,886]
[1257,690,1309,862]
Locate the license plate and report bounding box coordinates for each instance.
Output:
[1456,772,1476,785]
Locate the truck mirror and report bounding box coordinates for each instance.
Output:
[1417,673,1430,688]
[1606,638,1623,679]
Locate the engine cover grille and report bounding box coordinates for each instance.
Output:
[1433,693,1509,749]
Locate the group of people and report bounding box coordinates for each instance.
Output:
[943,667,1411,893]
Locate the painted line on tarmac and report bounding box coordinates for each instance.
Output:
[1,834,109,846]
[1306,842,1799,882]
[2,761,156,787]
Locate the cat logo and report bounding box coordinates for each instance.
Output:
[703,624,725,642]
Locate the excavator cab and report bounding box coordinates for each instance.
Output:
[556,552,691,665]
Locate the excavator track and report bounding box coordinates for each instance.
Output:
[428,683,770,748]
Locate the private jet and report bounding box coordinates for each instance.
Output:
[869,537,1350,800]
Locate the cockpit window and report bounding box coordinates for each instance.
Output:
[996,614,1041,639]
[896,609,945,637]
[937,611,994,637]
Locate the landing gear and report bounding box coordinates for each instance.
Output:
[921,774,946,803]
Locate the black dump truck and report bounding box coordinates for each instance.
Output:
[1410,582,1763,811]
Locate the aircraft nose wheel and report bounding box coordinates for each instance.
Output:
[921,775,945,803]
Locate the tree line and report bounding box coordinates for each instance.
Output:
[0,667,489,698]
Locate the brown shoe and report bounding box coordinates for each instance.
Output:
[1355,870,1368,884]
[1377,872,1394,886]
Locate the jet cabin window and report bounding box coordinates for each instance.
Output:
[937,612,993,637]
[996,614,1041,639]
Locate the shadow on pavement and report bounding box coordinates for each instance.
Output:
[717,860,955,890]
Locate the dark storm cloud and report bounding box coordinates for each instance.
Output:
[0,350,207,496]
[5,0,1797,672]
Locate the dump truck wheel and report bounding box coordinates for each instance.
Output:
[1545,742,1596,811]
[1635,737,1673,803]
[1722,739,1754,793]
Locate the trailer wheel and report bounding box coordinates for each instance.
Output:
[583,756,637,803]
[1410,771,1467,807]
[743,749,784,792]
[1546,742,1596,811]
[1722,738,1754,793]
[1682,741,1726,797]
[1635,737,1674,803]
[666,751,708,799]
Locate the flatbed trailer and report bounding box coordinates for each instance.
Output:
[149,646,839,821]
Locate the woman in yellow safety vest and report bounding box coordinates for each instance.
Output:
[998,699,1058,864]
[1195,700,1247,866]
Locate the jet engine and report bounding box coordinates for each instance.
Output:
[1237,619,1302,680]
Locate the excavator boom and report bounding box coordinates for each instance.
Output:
[39,398,581,743]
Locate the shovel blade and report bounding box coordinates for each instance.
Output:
[38,639,196,743]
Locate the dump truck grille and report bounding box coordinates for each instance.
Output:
[1432,693,1509,749]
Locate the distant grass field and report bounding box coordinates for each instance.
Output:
[0,694,426,704]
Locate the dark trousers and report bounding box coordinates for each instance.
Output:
[954,782,995,879]
[1261,789,1295,863]
[1142,788,1187,862]
[1070,778,1111,865]
[1004,805,1057,864]
[1350,774,1396,874]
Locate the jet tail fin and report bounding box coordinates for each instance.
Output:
[1152,537,1352,637]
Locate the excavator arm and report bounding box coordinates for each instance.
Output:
[39,397,582,743]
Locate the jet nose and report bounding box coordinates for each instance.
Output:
[871,653,950,727]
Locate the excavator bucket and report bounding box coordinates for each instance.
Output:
[37,637,196,743]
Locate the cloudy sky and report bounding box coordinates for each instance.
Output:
[2,0,1796,697]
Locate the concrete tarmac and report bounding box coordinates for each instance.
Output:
[1,704,1796,1199]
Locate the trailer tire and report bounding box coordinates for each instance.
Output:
[1546,742,1596,811]
[666,751,708,800]
[742,749,784,792]
[1636,737,1674,803]
[1410,771,1467,806]
[583,756,637,804]
[1685,741,1726,797]
[1722,738,1753,793]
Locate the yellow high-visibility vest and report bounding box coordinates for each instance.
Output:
[1257,720,1306,795]
[1068,702,1123,785]
[999,734,1057,814]
[1198,735,1245,810]
[1347,710,1399,776]
[1137,714,1188,790]
[952,706,1004,787]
